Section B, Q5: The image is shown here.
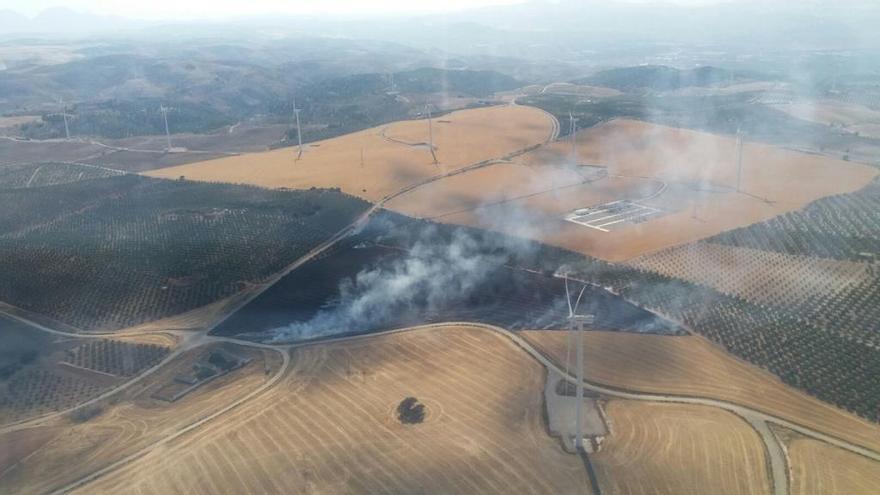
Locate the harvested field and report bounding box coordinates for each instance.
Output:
[592,400,771,495]
[391,118,877,261]
[145,105,554,202]
[626,242,872,308]
[74,326,593,495]
[519,330,880,452]
[789,437,880,495]
[0,343,279,495]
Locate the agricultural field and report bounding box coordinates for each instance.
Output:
[709,177,880,261]
[388,118,877,261]
[773,100,880,139]
[63,340,170,377]
[0,162,124,189]
[520,330,880,453]
[563,255,880,423]
[0,316,169,425]
[71,326,593,495]
[144,104,555,203]
[0,174,368,331]
[627,242,872,309]
[591,400,771,495]
[788,436,880,495]
[0,343,279,495]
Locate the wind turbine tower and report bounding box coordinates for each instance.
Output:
[426,105,439,166]
[160,105,172,151]
[569,112,579,164]
[59,98,71,140]
[563,275,595,452]
[291,96,304,161]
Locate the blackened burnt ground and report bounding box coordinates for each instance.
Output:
[213,211,681,343]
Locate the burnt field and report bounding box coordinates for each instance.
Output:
[213,214,681,343]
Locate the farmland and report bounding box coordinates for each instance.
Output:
[0,174,368,331]
[388,118,877,261]
[0,162,124,188]
[145,104,555,202]
[788,437,880,495]
[69,326,594,495]
[0,315,173,426]
[0,343,279,495]
[592,400,771,495]
[519,330,880,453]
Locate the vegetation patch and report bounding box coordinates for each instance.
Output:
[397,396,426,425]
[0,175,370,331]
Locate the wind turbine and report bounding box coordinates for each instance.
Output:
[293,97,303,161]
[425,104,439,166]
[562,273,594,453]
[58,97,72,140]
[569,111,579,164]
[160,105,172,151]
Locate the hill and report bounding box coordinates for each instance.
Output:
[575,65,740,92]
[0,175,369,331]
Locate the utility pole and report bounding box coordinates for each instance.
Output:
[160,105,172,151]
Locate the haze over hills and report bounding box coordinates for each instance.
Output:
[1,1,880,494]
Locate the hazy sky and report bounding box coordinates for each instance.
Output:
[5,0,734,20]
[7,0,522,19]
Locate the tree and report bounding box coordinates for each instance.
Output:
[396,397,425,424]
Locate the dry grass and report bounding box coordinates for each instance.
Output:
[145,105,554,203]
[391,118,877,261]
[789,437,880,495]
[0,343,279,495]
[592,399,771,495]
[519,330,880,453]
[74,326,592,495]
[626,242,873,308]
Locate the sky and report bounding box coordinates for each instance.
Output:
[6,0,523,19]
[4,0,735,20]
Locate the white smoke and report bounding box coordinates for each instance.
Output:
[268,225,510,343]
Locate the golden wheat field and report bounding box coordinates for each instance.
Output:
[72,326,593,495]
[788,437,880,495]
[0,343,280,495]
[390,118,877,261]
[592,399,772,495]
[519,330,880,453]
[145,105,554,203]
